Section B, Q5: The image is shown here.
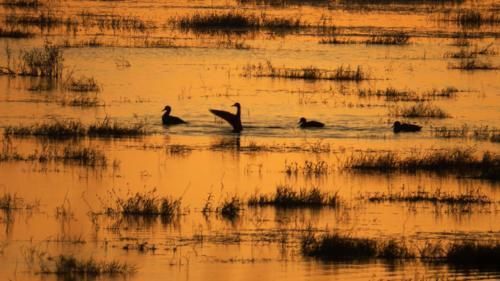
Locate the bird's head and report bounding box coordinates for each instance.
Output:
[232,102,241,109]
[392,121,401,128]
[162,105,171,112]
[298,117,306,124]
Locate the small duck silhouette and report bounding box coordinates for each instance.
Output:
[298,117,325,128]
[162,105,186,125]
[209,102,243,133]
[392,121,421,133]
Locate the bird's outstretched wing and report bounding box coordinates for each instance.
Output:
[209,109,237,128]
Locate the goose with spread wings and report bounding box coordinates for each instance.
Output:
[209,102,243,133]
[162,105,186,125]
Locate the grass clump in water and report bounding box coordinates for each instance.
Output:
[45,255,136,276]
[217,196,243,219]
[88,118,146,137]
[345,148,499,180]
[248,185,339,207]
[450,9,500,27]
[106,188,181,219]
[4,120,85,138]
[243,62,368,81]
[1,42,64,78]
[431,125,500,142]
[364,186,491,204]
[365,32,410,45]
[449,59,498,71]
[61,94,102,107]
[64,75,101,92]
[0,28,34,38]
[389,102,450,118]
[301,232,378,260]
[2,0,41,8]
[175,11,304,33]
[445,241,500,268]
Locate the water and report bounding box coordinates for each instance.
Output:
[0,0,499,280]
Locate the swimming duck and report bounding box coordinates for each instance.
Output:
[298,117,325,128]
[209,102,243,133]
[162,105,186,125]
[392,121,422,133]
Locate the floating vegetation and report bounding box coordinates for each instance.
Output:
[389,102,450,118]
[365,32,410,45]
[431,125,500,143]
[243,62,368,81]
[0,28,34,38]
[345,148,499,180]
[64,75,101,92]
[449,59,498,71]
[43,255,136,276]
[284,160,329,177]
[248,185,339,208]
[104,188,181,219]
[4,119,147,138]
[174,11,305,34]
[363,186,491,205]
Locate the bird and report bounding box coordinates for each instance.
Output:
[162,105,186,125]
[298,117,325,128]
[392,121,422,133]
[209,102,243,133]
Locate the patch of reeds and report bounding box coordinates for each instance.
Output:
[449,58,498,70]
[0,192,39,211]
[44,255,136,275]
[217,196,243,219]
[4,119,147,138]
[301,232,379,260]
[78,11,152,32]
[174,12,304,33]
[389,102,450,118]
[0,141,107,167]
[431,125,500,143]
[243,62,368,81]
[0,28,34,38]
[2,0,41,8]
[1,43,64,78]
[319,35,356,45]
[61,94,102,107]
[445,241,500,268]
[358,87,458,102]
[105,188,181,219]
[365,32,410,45]
[284,160,329,177]
[449,9,500,28]
[248,185,339,207]
[4,12,76,29]
[363,186,491,204]
[344,148,499,181]
[64,75,101,92]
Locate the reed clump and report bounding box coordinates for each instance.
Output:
[61,95,102,107]
[248,185,339,207]
[4,119,147,138]
[64,75,101,92]
[364,186,491,204]
[301,232,379,260]
[284,160,329,177]
[175,12,304,33]
[46,255,136,275]
[0,28,34,38]
[431,125,499,142]
[365,32,410,45]
[449,59,498,71]
[389,102,450,118]
[106,189,181,219]
[243,62,368,81]
[2,0,41,8]
[16,43,64,78]
[344,148,499,180]
[451,9,500,27]
[445,241,500,268]
[217,196,243,219]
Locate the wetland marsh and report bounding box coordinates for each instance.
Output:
[0,0,499,280]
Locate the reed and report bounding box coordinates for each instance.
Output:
[389,102,450,118]
[248,185,339,207]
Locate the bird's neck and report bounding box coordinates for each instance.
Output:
[235,106,240,117]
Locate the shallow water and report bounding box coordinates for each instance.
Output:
[0,0,499,280]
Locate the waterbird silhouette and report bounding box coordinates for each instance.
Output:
[392,121,421,133]
[209,102,243,133]
[298,117,325,128]
[162,105,186,125]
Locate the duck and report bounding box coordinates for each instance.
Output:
[298,117,325,128]
[209,102,243,133]
[392,121,422,133]
[162,105,186,125]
